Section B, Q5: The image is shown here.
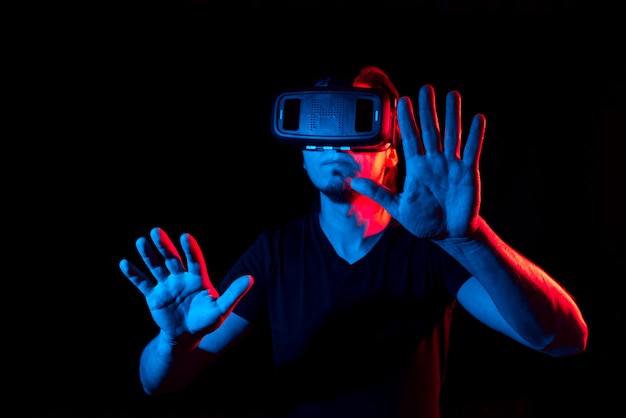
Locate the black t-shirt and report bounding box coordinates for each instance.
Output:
[219,212,471,418]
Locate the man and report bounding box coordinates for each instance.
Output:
[119,65,588,417]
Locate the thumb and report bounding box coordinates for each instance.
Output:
[350,178,396,210]
[216,275,254,315]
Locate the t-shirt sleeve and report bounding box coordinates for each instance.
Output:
[217,228,274,322]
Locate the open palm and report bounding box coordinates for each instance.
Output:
[351,84,486,239]
[120,227,252,342]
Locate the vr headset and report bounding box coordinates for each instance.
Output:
[270,86,397,151]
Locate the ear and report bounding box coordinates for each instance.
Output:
[386,147,399,168]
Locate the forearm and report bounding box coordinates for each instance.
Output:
[434,217,588,356]
[139,330,217,395]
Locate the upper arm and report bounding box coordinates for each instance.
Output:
[456,277,532,348]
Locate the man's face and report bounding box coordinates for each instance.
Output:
[302,147,397,203]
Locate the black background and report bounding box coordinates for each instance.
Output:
[13,9,624,418]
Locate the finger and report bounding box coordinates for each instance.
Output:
[350,178,397,215]
[119,259,155,297]
[443,90,462,158]
[397,96,423,159]
[136,235,171,282]
[216,275,254,316]
[463,113,486,167]
[150,227,186,275]
[180,232,217,297]
[418,84,442,154]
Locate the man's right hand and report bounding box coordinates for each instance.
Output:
[119,227,253,348]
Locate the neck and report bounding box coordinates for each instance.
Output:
[318,193,391,263]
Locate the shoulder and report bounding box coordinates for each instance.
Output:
[385,220,438,252]
[384,220,472,278]
[233,212,319,264]
[261,211,318,239]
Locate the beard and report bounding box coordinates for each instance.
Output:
[318,175,359,204]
